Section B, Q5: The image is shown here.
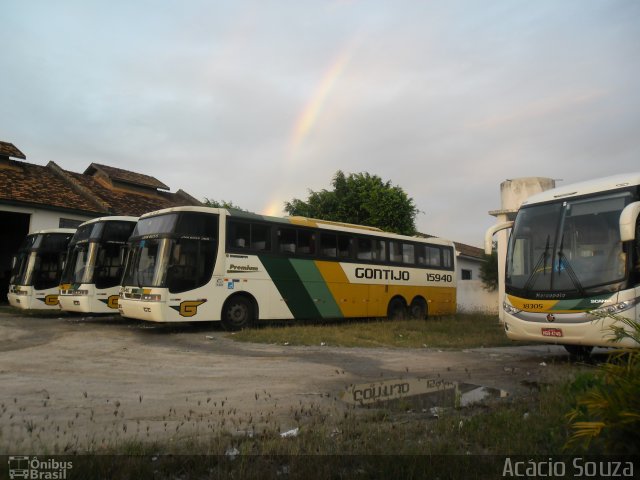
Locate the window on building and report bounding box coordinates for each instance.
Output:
[462,269,472,280]
[59,218,84,229]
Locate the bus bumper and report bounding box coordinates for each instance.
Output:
[503,310,638,349]
[118,298,170,322]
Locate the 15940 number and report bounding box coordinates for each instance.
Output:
[426,273,453,283]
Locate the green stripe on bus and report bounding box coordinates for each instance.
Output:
[290,259,343,319]
[258,256,320,319]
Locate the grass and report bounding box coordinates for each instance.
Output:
[228,313,522,349]
[10,382,578,479]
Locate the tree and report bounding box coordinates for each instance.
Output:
[284,171,419,235]
[203,198,245,211]
[479,244,499,291]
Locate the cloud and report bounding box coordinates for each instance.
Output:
[1,0,639,245]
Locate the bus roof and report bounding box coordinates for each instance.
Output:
[522,172,640,206]
[137,206,455,247]
[78,215,139,227]
[29,228,77,236]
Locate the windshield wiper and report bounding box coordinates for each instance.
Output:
[556,234,585,296]
[523,235,551,293]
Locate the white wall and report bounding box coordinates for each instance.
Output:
[1,204,94,233]
[456,256,498,314]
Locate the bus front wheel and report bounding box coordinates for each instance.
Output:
[387,298,407,320]
[221,295,255,331]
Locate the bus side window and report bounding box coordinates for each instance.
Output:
[402,243,415,264]
[357,237,373,260]
[320,233,337,257]
[229,221,250,249]
[338,235,351,258]
[298,230,315,255]
[251,224,271,251]
[443,247,453,270]
[389,241,402,263]
[416,245,426,266]
[374,239,386,262]
[426,246,441,267]
[278,227,297,254]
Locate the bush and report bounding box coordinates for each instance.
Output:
[565,314,640,454]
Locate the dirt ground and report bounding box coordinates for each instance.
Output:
[0,308,600,454]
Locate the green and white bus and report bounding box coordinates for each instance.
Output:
[118,207,457,329]
[487,172,640,355]
[7,228,76,310]
[59,216,137,313]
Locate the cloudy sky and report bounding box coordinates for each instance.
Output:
[2,0,639,246]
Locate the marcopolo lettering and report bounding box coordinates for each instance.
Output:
[355,267,410,281]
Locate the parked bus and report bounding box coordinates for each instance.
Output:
[7,228,76,310]
[59,216,137,313]
[486,173,640,355]
[118,207,456,329]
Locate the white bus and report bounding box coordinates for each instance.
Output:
[59,216,137,313]
[486,173,640,355]
[7,228,76,310]
[118,206,457,329]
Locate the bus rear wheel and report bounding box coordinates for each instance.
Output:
[221,295,255,331]
[409,298,428,320]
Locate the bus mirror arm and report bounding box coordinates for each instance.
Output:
[620,201,640,242]
[484,221,514,255]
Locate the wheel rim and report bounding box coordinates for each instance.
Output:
[227,302,248,326]
[410,300,426,319]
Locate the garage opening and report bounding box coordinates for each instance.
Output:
[0,211,30,303]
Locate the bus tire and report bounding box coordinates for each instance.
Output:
[564,345,593,360]
[409,297,428,320]
[221,295,255,331]
[387,297,407,320]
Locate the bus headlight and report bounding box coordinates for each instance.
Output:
[503,302,521,315]
[595,298,638,315]
[141,294,162,302]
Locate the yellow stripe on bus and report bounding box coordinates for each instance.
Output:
[314,261,456,318]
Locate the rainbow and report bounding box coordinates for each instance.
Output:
[262,36,361,217]
[288,36,361,157]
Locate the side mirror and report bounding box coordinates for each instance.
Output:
[484,221,514,255]
[620,201,640,242]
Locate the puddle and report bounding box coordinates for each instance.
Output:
[341,377,508,411]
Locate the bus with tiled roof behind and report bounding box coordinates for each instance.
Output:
[8,228,76,310]
[118,206,456,329]
[59,216,137,313]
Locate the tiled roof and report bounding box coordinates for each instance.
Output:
[454,242,485,259]
[0,159,103,214]
[66,171,199,216]
[0,141,26,159]
[84,163,170,191]
[0,145,202,216]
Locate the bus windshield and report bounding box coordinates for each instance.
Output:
[122,212,218,293]
[506,191,634,298]
[10,233,73,289]
[61,221,135,288]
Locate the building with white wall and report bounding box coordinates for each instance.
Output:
[455,242,497,314]
[0,140,202,302]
